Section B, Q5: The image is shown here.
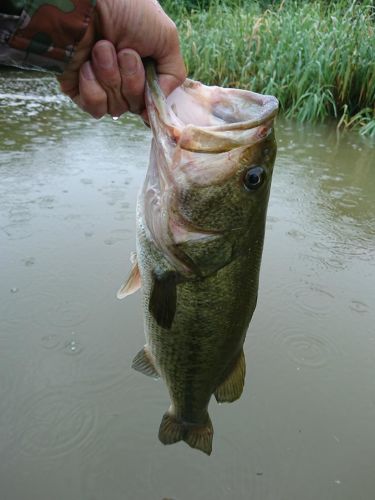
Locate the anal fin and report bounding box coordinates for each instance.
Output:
[214,350,246,403]
[132,347,160,379]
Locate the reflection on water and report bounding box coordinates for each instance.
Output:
[1,69,375,499]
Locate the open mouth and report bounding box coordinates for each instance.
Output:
[157,82,278,154]
[166,80,278,130]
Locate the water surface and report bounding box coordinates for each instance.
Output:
[1,69,375,500]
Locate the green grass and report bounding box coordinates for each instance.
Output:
[161,0,375,136]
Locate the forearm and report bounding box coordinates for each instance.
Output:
[0,0,95,73]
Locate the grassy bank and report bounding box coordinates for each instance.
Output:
[162,0,375,136]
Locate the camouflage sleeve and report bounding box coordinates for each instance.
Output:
[0,0,96,73]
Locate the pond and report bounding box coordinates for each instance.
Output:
[0,69,374,500]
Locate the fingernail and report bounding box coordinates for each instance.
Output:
[118,51,138,76]
[82,62,96,80]
[94,43,114,69]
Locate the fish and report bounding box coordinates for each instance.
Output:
[118,60,278,455]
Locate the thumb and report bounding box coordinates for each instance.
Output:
[153,33,186,97]
[158,72,185,98]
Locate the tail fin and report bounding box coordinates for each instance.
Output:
[158,411,213,455]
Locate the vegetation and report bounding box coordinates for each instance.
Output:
[161,0,375,136]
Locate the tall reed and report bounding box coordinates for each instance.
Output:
[162,0,375,136]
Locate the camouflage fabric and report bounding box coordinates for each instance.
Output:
[0,0,95,73]
[2,1,25,15]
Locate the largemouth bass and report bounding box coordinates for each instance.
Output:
[119,61,278,455]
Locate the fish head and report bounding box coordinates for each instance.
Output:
[144,62,278,272]
[172,123,277,234]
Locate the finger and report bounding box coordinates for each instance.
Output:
[78,61,107,119]
[91,40,128,117]
[57,18,95,100]
[117,49,145,115]
[154,20,186,96]
[58,76,78,100]
[158,74,184,99]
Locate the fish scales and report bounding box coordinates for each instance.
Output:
[119,60,278,455]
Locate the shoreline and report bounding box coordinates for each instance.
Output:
[162,0,375,137]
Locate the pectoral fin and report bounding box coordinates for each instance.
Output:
[214,350,246,403]
[149,272,177,329]
[117,252,141,299]
[132,347,160,379]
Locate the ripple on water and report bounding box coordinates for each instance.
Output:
[104,228,131,246]
[0,279,92,331]
[40,334,61,349]
[64,336,84,355]
[287,228,306,241]
[80,178,93,185]
[36,285,90,328]
[294,283,335,316]
[22,256,35,267]
[36,328,136,393]
[73,344,135,393]
[272,326,340,368]
[40,332,84,354]
[349,300,369,314]
[14,389,98,459]
[309,241,360,271]
[275,279,336,318]
[331,239,374,261]
[1,223,33,240]
[43,290,90,328]
[8,206,33,224]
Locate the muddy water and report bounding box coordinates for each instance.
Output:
[0,70,374,500]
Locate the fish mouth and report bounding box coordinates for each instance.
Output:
[145,60,278,154]
[182,84,279,133]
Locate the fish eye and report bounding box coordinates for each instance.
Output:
[243,166,265,191]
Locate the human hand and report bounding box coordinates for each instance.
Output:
[58,0,186,119]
